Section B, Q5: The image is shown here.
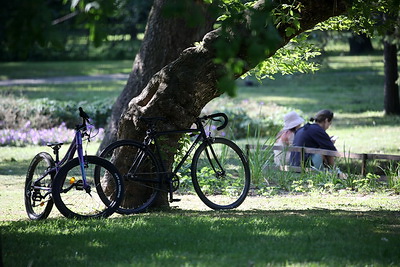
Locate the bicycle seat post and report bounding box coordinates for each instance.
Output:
[47,143,63,163]
[53,145,61,163]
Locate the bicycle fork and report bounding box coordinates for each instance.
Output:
[75,132,91,194]
[204,143,226,178]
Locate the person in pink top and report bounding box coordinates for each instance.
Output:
[274,111,304,166]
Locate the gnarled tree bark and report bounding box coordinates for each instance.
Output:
[100,0,217,150]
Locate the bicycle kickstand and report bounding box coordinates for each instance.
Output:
[169,183,181,203]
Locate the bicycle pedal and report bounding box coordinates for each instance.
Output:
[170,198,181,202]
[75,180,84,190]
[32,191,43,201]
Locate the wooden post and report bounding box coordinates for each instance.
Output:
[300,147,305,173]
[361,154,367,176]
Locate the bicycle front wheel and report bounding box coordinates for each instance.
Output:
[191,138,251,210]
[100,140,162,214]
[52,156,123,219]
[25,152,55,220]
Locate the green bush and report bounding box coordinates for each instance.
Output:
[0,94,114,129]
[214,107,281,139]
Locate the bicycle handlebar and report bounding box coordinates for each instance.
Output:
[79,107,90,125]
[139,112,229,132]
[200,113,228,131]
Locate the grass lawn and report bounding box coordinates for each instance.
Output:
[1,194,400,266]
[0,60,133,80]
[2,80,125,102]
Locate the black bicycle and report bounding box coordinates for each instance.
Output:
[24,108,124,220]
[100,113,251,214]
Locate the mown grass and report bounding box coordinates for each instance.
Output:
[0,60,132,80]
[2,206,400,266]
[2,80,125,102]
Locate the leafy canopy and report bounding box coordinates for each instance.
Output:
[210,0,400,95]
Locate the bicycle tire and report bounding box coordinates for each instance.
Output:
[24,152,55,220]
[52,156,123,219]
[191,137,251,210]
[99,140,163,214]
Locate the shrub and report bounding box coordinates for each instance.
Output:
[0,94,113,129]
[205,107,281,139]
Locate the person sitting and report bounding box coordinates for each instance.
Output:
[289,109,337,169]
[274,111,304,166]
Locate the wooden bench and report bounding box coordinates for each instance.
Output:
[245,144,400,176]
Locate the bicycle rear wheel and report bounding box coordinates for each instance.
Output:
[25,152,55,220]
[52,156,123,219]
[191,138,251,210]
[100,140,162,214]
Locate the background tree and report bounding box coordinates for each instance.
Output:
[348,32,374,54]
[0,0,69,60]
[383,14,400,115]
[0,0,152,60]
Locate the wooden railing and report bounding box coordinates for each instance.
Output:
[245,144,400,176]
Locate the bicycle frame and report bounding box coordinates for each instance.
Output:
[31,124,90,197]
[138,116,226,200]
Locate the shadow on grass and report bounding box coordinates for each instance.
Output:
[2,209,400,266]
[0,159,31,177]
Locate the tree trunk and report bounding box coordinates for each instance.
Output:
[100,0,217,151]
[349,32,374,54]
[383,40,400,115]
[114,0,349,208]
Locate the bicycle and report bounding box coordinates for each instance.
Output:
[100,112,251,214]
[24,107,124,220]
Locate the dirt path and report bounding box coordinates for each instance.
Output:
[0,73,129,86]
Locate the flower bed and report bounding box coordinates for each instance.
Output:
[0,121,104,146]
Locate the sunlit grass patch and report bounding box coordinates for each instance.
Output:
[0,61,132,80]
[322,55,384,72]
[1,81,124,102]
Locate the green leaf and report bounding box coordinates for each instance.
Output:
[71,0,80,9]
[285,27,295,37]
[217,76,237,97]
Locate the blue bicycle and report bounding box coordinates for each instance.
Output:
[24,108,124,219]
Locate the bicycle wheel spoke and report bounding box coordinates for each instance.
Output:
[25,152,54,220]
[52,156,123,219]
[100,140,162,214]
[192,138,250,209]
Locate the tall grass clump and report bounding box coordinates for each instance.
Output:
[246,125,274,188]
[382,161,400,193]
[247,139,400,195]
